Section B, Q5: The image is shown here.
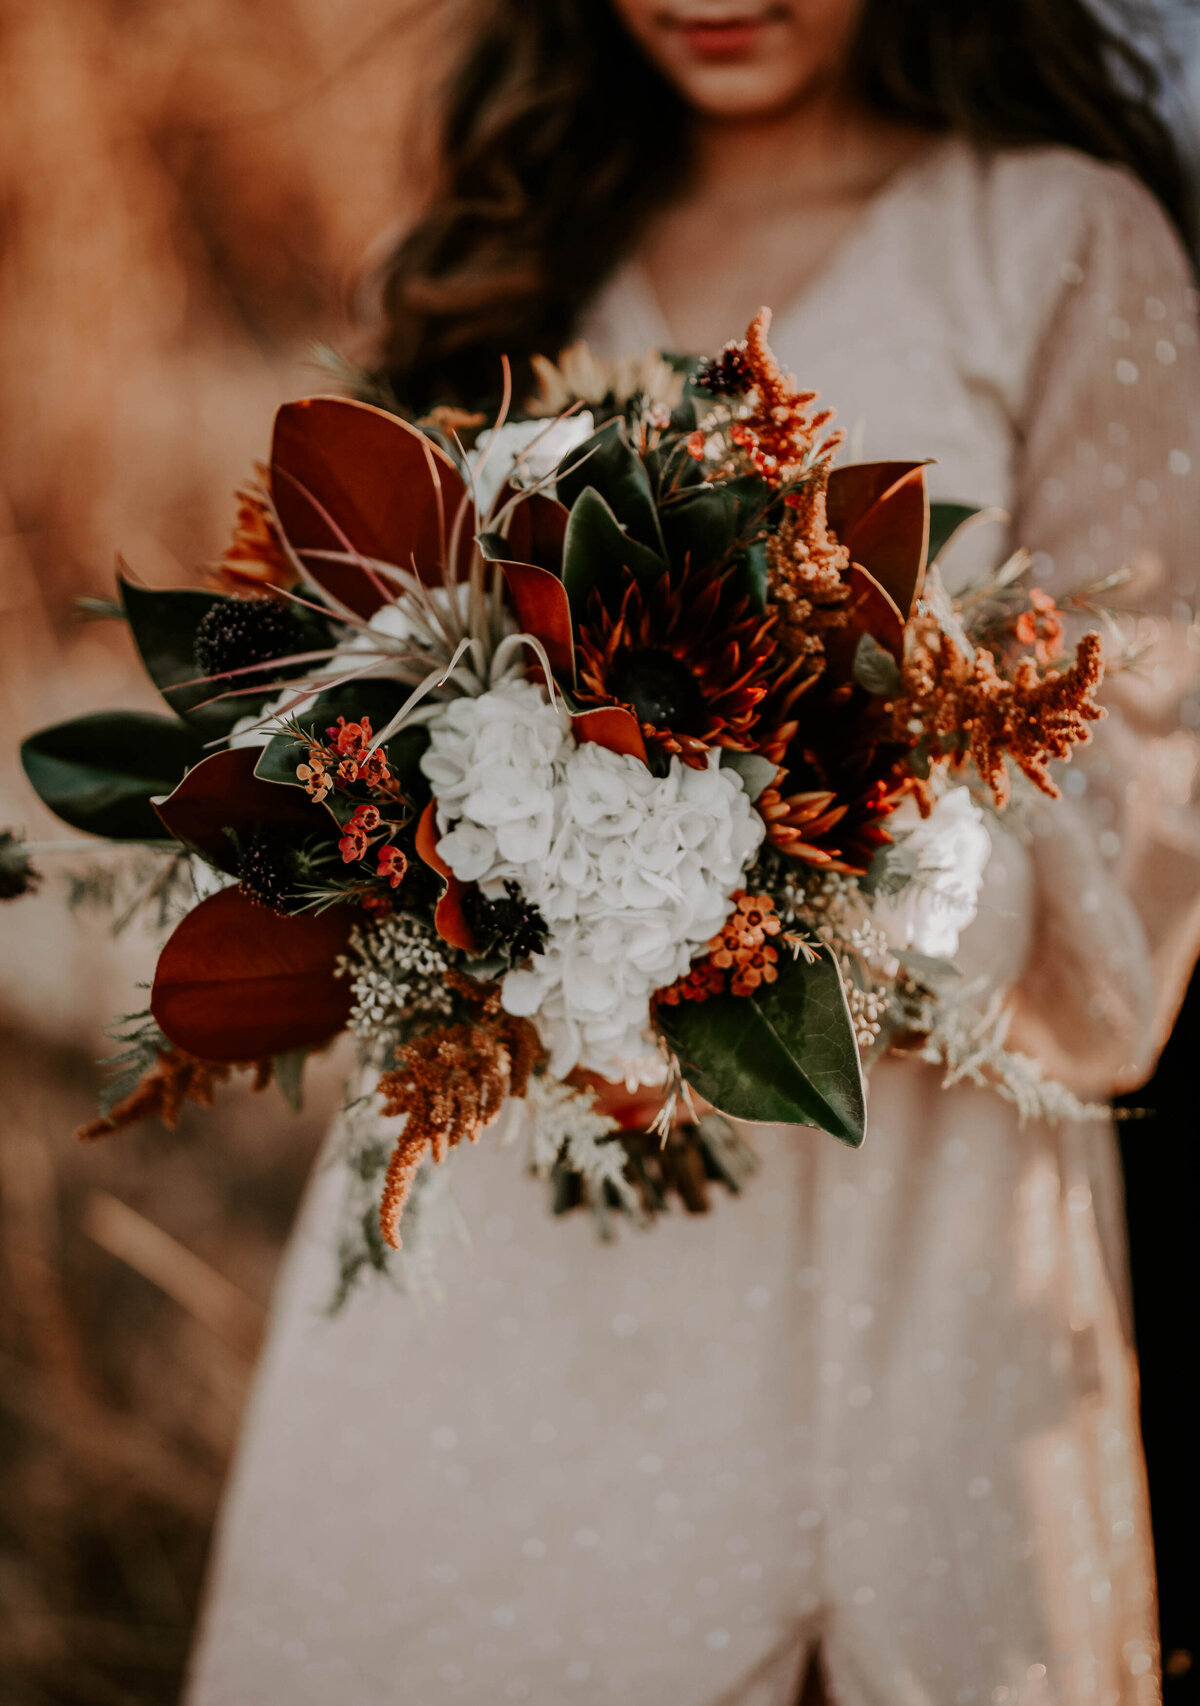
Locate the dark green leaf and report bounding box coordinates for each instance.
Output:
[272,1048,308,1110]
[475,530,511,563]
[718,749,778,801]
[561,487,667,618]
[927,502,982,567]
[120,577,330,738]
[656,949,866,1145]
[555,420,665,558]
[644,436,705,493]
[852,632,904,697]
[658,486,736,572]
[21,712,204,840]
[383,724,433,802]
[733,539,769,613]
[254,680,429,806]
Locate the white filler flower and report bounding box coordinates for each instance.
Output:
[874,786,992,961]
[421,678,764,1083]
[468,412,595,516]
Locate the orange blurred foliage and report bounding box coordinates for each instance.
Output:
[0,0,458,728]
[0,9,465,1697]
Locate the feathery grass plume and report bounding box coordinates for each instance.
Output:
[730,307,844,485]
[897,616,1106,807]
[78,1046,273,1141]
[374,973,542,1248]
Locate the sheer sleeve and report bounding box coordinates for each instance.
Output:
[1006,162,1200,1097]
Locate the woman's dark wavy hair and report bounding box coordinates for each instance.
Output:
[375,0,1194,409]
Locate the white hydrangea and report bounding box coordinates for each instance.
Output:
[420,678,764,1083]
[874,786,992,961]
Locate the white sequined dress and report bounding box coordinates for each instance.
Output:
[187,140,1200,1706]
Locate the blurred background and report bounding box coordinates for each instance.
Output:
[0,3,1197,1702]
[0,2,457,1700]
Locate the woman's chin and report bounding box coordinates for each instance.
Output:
[659,59,826,121]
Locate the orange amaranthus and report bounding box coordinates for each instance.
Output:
[77,1049,272,1141]
[729,308,843,487]
[764,468,851,669]
[375,973,543,1249]
[896,617,1105,808]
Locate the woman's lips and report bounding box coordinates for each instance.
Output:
[675,15,771,59]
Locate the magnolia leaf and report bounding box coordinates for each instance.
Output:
[927,502,980,566]
[555,419,665,558]
[736,539,769,613]
[718,749,778,800]
[570,705,648,763]
[415,801,477,950]
[658,486,736,573]
[475,531,511,562]
[21,712,203,840]
[151,886,354,1060]
[656,949,866,1145]
[852,631,903,697]
[502,560,575,679]
[272,1048,308,1110]
[562,487,666,619]
[120,576,330,736]
[155,746,331,873]
[502,492,569,573]
[828,461,930,617]
[380,725,433,802]
[123,579,295,738]
[823,564,905,686]
[271,396,468,617]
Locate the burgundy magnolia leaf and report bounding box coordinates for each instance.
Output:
[151,886,354,1061]
[415,802,477,952]
[154,746,328,874]
[271,397,469,619]
[827,461,930,618]
[503,491,569,573]
[568,1068,667,1133]
[570,705,649,764]
[502,560,576,680]
[822,564,906,682]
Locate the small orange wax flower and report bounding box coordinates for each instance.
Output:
[378,845,408,888]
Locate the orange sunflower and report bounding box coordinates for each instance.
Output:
[574,564,778,769]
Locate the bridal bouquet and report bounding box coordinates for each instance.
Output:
[9,311,1109,1292]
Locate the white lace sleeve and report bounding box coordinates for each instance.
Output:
[1006,162,1200,1096]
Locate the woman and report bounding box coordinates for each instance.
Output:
[187,3,1200,1701]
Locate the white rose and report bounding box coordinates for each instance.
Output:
[468,412,595,516]
[875,787,992,961]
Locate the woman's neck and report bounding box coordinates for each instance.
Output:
[689,93,928,211]
[637,96,937,353]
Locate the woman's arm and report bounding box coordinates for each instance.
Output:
[1007,160,1200,1097]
